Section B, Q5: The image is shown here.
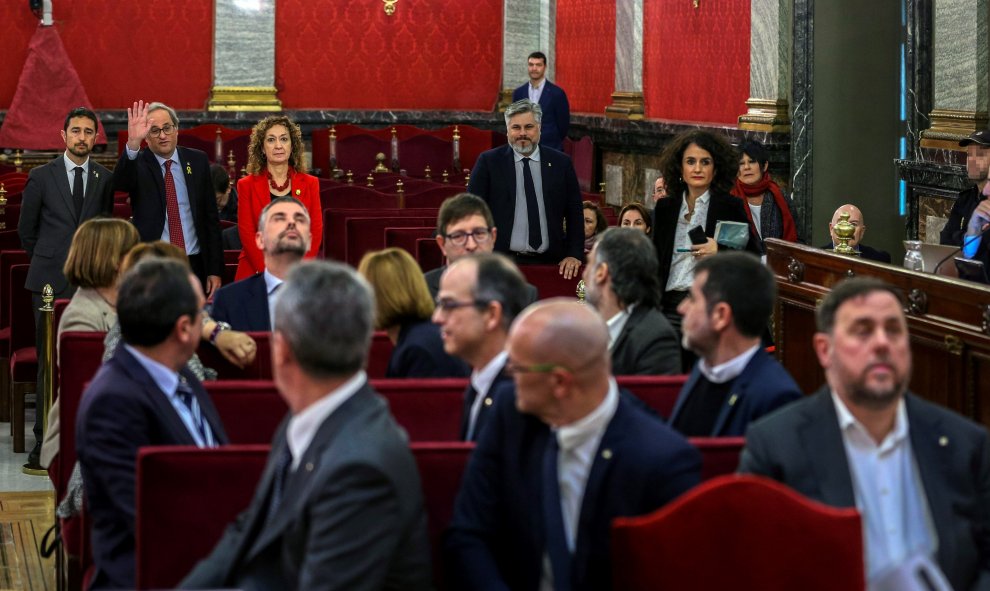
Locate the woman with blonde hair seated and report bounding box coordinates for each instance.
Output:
[40,217,140,468]
[235,115,323,280]
[358,248,468,378]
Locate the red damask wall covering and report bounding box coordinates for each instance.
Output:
[644,0,751,124]
[0,2,213,110]
[555,0,617,115]
[276,0,502,110]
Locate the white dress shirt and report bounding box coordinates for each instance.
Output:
[528,79,546,104]
[666,190,711,292]
[605,305,633,351]
[125,145,200,255]
[286,371,366,470]
[465,350,509,441]
[63,152,89,196]
[697,344,760,384]
[830,391,938,585]
[510,147,549,253]
[263,269,284,329]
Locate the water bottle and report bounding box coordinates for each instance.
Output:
[903,240,924,272]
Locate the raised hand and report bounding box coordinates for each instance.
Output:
[126,100,151,151]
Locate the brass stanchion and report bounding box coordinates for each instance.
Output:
[23,285,54,475]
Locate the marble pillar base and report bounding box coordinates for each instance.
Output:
[207,86,282,112]
[497,88,515,112]
[605,92,645,120]
[920,108,989,149]
[738,98,791,132]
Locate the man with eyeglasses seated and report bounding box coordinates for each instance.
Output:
[821,203,891,263]
[424,193,538,303]
[115,100,224,296]
[445,300,701,591]
[433,253,530,441]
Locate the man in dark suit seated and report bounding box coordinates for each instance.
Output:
[115,100,224,295]
[467,99,584,279]
[18,106,114,467]
[821,203,891,263]
[941,130,990,270]
[424,193,538,303]
[433,253,530,441]
[210,197,310,332]
[511,51,570,151]
[183,261,432,591]
[583,227,681,375]
[445,300,701,590]
[77,259,229,590]
[669,251,801,435]
[739,278,990,590]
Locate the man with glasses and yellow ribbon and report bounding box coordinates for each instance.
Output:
[115,100,223,297]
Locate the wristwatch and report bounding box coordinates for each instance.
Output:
[209,321,232,345]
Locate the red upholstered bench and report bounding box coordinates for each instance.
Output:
[615,374,687,420]
[135,445,270,590]
[323,207,438,261]
[320,184,399,211]
[374,378,468,442]
[416,238,444,274]
[0,230,22,250]
[519,264,584,300]
[204,380,288,444]
[0,249,29,422]
[687,437,746,481]
[344,215,438,266]
[384,227,435,260]
[611,475,864,590]
[9,263,36,452]
[401,185,465,208]
[367,331,395,379]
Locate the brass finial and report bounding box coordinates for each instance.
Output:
[42,284,55,311]
[831,211,860,257]
[227,150,236,169]
[442,170,449,184]
[465,173,470,188]
[576,279,586,301]
[367,173,375,187]
[239,166,247,178]
[373,153,389,173]
[346,170,354,184]
[424,165,432,180]
[598,181,606,194]
[383,0,397,16]
[14,150,23,173]
[329,126,336,140]
[0,182,6,207]
[453,125,461,141]
[396,179,404,194]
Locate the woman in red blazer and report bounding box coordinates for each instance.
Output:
[235,115,323,280]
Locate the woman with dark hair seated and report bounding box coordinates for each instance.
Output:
[653,130,759,332]
[731,139,798,253]
[358,248,469,378]
[619,202,653,235]
[583,200,608,252]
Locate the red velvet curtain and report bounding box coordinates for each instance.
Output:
[556,0,616,115]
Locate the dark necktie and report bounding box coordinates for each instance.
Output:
[542,435,572,590]
[72,166,84,219]
[459,383,478,441]
[163,160,186,250]
[268,444,293,520]
[175,381,211,445]
[522,157,542,251]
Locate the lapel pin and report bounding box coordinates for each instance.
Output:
[305,462,314,472]
[484,397,493,406]
[938,436,948,447]
[548,162,552,167]
[94,171,99,178]
[186,163,192,175]
[728,394,738,406]
[601,449,612,460]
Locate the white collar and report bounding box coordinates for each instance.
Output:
[63,152,90,174]
[286,371,366,469]
[152,150,179,167]
[263,268,284,295]
[513,146,542,163]
[697,344,760,384]
[555,378,619,452]
[830,389,909,452]
[605,305,634,349]
[471,350,508,397]
[530,79,546,90]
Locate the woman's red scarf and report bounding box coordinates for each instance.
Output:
[731,172,798,242]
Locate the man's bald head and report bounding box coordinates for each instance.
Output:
[507,299,611,426]
[829,203,867,248]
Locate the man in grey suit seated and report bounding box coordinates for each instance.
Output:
[424,192,538,304]
[740,278,990,590]
[582,227,681,375]
[183,261,432,591]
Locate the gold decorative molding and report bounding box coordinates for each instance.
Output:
[383,0,397,15]
[738,98,790,133]
[497,88,514,112]
[207,86,282,112]
[920,108,989,150]
[605,91,645,120]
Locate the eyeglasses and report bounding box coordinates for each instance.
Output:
[504,361,563,376]
[444,228,492,247]
[434,297,491,313]
[148,124,177,137]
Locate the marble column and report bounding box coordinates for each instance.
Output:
[605,0,644,119]
[738,0,791,132]
[921,0,989,148]
[500,0,556,109]
[789,0,814,242]
[207,0,281,111]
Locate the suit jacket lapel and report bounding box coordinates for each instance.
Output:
[141,149,168,209]
[248,274,272,331]
[115,347,198,445]
[80,165,104,219]
[668,366,702,424]
[177,147,202,227]
[904,394,954,571]
[710,349,764,435]
[799,388,856,506]
[48,159,78,223]
[247,384,376,557]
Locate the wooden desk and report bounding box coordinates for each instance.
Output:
[765,238,990,430]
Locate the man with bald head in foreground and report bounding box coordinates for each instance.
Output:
[823,204,891,263]
[445,300,701,591]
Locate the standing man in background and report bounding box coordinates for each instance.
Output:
[512,51,570,151]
